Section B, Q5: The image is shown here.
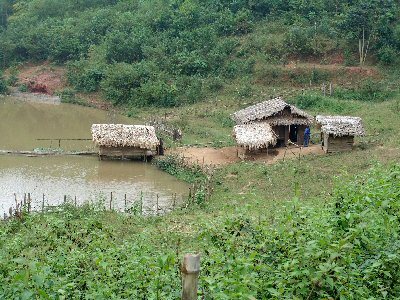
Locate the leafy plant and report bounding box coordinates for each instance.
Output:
[0,73,7,94]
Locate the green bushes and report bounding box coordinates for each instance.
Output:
[67,60,106,93]
[154,154,206,184]
[201,164,400,298]
[335,79,394,102]
[0,68,11,94]
[292,93,360,113]
[1,0,399,109]
[0,76,7,94]
[1,164,399,298]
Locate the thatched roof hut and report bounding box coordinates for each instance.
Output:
[231,97,313,147]
[91,124,159,159]
[233,123,277,150]
[231,97,314,125]
[316,115,365,137]
[316,116,365,153]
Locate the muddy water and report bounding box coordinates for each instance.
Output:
[0,96,189,215]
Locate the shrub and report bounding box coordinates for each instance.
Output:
[67,60,105,93]
[206,76,224,92]
[136,80,178,107]
[292,93,359,113]
[0,76,7,94]
[335,79,393,102]
[154,154,206,184]
[100,62,150,105]
[58,88,89,106]
[284,25,313,56]
[6,67,19,86]
[377,46,398,65]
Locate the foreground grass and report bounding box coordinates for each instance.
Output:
[1,163,399,299]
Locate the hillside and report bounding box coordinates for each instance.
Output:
[1,0,399,108]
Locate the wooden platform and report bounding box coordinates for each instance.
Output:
[98,146,155,160]
[0,149,97,156]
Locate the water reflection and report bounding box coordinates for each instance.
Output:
[0,97,189,215]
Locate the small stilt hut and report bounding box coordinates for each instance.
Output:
[316,115,365,153]
[232,97,314,147]
[233,123,277,153]
[91,124,160,160]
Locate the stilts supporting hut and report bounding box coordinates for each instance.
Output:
[231,97,314,147]
[316,115,365,153]
[91,124,160,160]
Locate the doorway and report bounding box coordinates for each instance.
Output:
[289,125,298,143]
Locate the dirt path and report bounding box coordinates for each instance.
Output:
[170,144,324,167]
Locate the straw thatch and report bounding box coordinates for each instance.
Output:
[233,123,277,150]
[91,124,160,149]
[316,115,365,137]
[232,97,314,125]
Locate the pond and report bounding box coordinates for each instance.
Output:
[0,96,189,216]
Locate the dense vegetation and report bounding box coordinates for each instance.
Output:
[1,1,400,298]
[0,163,399,298]
[0,0,399,106]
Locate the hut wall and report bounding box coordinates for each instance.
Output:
[99,146,154,159]
[324,135,354,153]
[272,125,289,146]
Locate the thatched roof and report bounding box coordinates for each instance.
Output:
[232,97,314,125]
[233,123,277,150]
[91,124,160,148]
[316,115,365,137]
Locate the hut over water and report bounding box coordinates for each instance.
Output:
[91,124,160,159]
[316,115,365,153]
[232,97,314,147]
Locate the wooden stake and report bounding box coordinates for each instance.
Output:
[181,254,201,300]
[64,195,67,204]
[74,196,77,207]
[42,194,45,212]
[156,194,159,216]
[110,192,113,210]
[27,193,31,213]
[124,194,127,212]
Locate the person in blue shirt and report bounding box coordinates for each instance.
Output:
[304,126,310,147]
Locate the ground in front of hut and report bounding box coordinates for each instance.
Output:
[170,144,324,167]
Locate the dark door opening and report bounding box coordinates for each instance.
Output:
[289,125,298,143]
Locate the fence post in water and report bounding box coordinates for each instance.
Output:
[110,192,113,210]
[64,195,67,204]
[181,254,200,300]
[74,196,77,207]
[124,194,127,212]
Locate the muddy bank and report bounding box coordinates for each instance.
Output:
[8,91,61,104]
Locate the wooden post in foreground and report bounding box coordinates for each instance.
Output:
[42,194,45,212]
[181,253,200,300]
